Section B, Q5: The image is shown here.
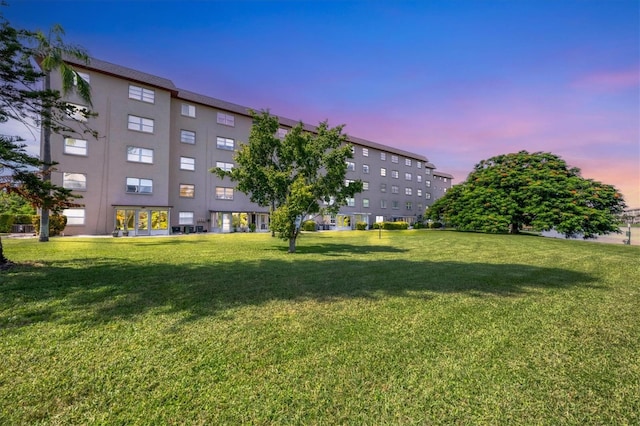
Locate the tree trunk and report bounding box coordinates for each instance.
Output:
[0,236,7,264]
[509,223,520,234]
[288,237,296,253]
[270,202,276,237]
[39,71,52,242]
[0,236,13,270]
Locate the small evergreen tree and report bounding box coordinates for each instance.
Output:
[0,10,91,267]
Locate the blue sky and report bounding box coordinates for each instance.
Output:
[3,0,639,206]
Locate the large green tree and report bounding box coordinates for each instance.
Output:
[0,188,36,215]
[214,111,363,253]
[0,10,89,266]
[426,151,626,238]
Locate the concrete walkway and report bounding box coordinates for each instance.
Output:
[541,227,639,246]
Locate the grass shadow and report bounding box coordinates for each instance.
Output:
[1,241,598,330]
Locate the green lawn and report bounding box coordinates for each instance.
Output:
[1,231,638,424]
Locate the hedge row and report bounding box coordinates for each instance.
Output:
[371,221,409,230]
[0,214,37,233]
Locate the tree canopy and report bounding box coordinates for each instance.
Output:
[213,111,363,252]
[33,23,93,242]
[0,188,36,215]
[426,151,626,238]
[0,9,91,266]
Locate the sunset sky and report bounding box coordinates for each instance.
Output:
[3,0,639,207]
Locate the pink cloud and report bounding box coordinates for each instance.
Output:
[573,68,640,92]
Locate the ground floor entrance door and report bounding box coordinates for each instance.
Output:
[115,208,169,236]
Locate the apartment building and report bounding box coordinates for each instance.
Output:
[47,57,453,236]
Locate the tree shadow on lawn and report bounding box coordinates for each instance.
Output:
[1,244,599,330]
[270,243,410,256]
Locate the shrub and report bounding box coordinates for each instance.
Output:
[32,215,68,236]
[430,222,443,229]
[413,221,425,229]
[390,221,409,230]
[372,221,409,230]
[14,214,35,224]
[0,214,14,233]
[355,221,368,231]
[302,220,317,232]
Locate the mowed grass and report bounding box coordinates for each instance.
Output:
[1,230,638,424]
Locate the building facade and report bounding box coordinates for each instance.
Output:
[47,57,453,236]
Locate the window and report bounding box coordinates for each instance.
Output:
[417,189,422,197]
[129,85,155,103]
[380,167,387,177]
[444,188,448,193]
[417,175,422,183]
[179,184,195,198]
[426,180,431,188]
[417,161,422,169]
[444,177,448,182]
[362,181,369,190]
[181,103,196,117]
[63,208,85,225]
[392,201,399,210]
[215,187,234,200]
[426,193,431,200]
[362,164,369,174]
[128,115,154,133]
[64,138,87,156]
[381,152,386,161]
[73,72,90,85]
[362,198,369,208]
[126,177,152,194]
[67,103,88,122]
[180,156,195,171]
[405,158,412,166]
[346,197,355,207]
[180,130,196,144]
[346,161,355,171]
[391,155,398,163]
[405,187,412,195]
[277,128,288,138]
[345,179,355,186]
[127,146,153,164]
[425,168,431,175]
[179,211,194,225]
[391,185,399,194]
[418,203,423,211]
[217,112,234,126]
[216,161,233,172]
[405,172,412,181]
[63,173,86,190]
[391,170,399,179]
[362,148,369,157]
[406,202,413,210]
[217,137,234,150]
[381,199,387,209]
[380,183,387,192]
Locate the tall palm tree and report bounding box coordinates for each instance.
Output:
[34,24,92,242]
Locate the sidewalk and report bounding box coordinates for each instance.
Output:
[541,227,638,246]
